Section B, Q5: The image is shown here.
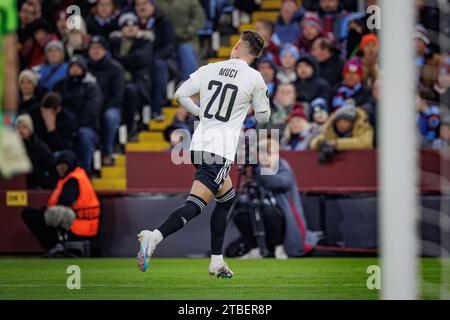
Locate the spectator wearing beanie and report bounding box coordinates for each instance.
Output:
[415,24,441,102]
[311,37,345,92]
[276,44,300,84]
[332,57,371,111]
[18,70,40,114]
[156,0,205,81]
[270,83,303,134]
[274,0,305,45]
[110,12,154,139]
[281,107,319,151]
[33,40,68,92]
[88,35,125,166]
[86,0,120,40]
[16,114,55,189]
[294,55,331,104]
[359,33,380,88]
[256,59,278,100]
[309,97,330,126]
[30,92,75,153]
[135,0,177,121]
[255,19,281,65]
[54,55,103,174]
[310,102,374,151]
[297,12,323,54]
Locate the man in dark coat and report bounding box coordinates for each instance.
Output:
[135,0,177,121]
[30,91,75,153]
[294,55,331,104]
[16,113,55,189]
[110,12,153,140]
[311,37,345,92]
[54,55,103,174]
[88,35,125,165]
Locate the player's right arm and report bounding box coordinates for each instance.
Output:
[173,66,205,117]
[251,74,271,124]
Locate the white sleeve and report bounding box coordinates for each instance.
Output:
[174,78,201,117]
[252,75,271,124]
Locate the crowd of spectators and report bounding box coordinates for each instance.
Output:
[12,0,450,189]
[248,0,450,157]
[15,0,208,188]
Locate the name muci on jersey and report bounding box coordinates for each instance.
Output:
[219,67,238,79]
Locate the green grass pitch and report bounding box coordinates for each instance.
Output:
[0,258,445,300]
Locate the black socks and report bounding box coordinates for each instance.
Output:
[157,194,207,238]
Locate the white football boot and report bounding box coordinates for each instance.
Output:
[208,261,234,279]
[137,230,158,272]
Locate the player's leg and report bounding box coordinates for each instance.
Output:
[209,175,235,278]
[137,180,214,272]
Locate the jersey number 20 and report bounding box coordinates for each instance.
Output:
[204,80,238,122]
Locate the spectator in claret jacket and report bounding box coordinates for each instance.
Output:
[85,0,120,40]
[16,114,55,190]
[332,58,371,111]
[255,19,281,65]
[110,12,153,141]
[156,0,206,81]
[18,1,40,69]
[297,12,323,54]
[274,0,305,45]
[30,92,75,154]
[256,59,278,100]
[33,40,68,93]
[54,55,103,174]
[135,0,177,122]
[318,0,348,44]
[88,36,125,166]
[22,19,59,69]
[276,44,300,84]
[294,55,331,105]
[311,37,345,92]
[18,70,40,115]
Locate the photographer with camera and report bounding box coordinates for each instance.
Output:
[310,100,374,164]
[227,136,322,258]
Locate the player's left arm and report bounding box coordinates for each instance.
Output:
[252,75,271,124]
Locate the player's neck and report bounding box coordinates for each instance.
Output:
[232,56,253,65]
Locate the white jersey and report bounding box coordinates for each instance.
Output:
[188,59,270,161]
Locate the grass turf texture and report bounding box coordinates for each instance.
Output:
[0,258,445,300]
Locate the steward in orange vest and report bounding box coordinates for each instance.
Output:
[22,150,101,256]
[47,151,100,237]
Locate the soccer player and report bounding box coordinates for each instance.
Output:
[137,30,271,278]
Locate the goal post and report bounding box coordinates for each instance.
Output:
[379,0,419,300]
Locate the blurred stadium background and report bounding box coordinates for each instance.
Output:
[0,0,449,300]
